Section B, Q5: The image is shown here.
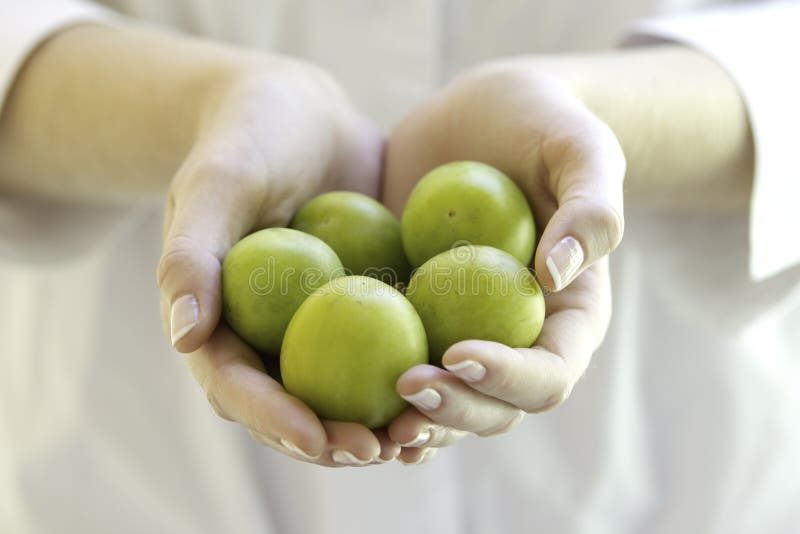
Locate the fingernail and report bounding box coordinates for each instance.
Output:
[399,448,431,466]
[400,427,432,447]
[280,438,320,460]
[402,388,442,411]
[445,360,486,382]
[332,450,372,466]
[375,449,401,464]
[170,294,199,346]
[545,236,584,291]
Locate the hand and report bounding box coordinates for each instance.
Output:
[156,57,403,466]
[382,62,624,448]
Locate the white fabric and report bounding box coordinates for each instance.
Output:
[1,1,799,533]
[626,0,800,280]
[0,0,114,115]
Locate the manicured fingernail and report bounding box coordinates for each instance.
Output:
[402,388,442,411]
[332,450,372,466]
[375,448,401,464]
[545,236,584,291]
[170,294,198,346]
[280,438,320,460]
[399,449,429,465]
[445,360,486,382]
[400,427,432,447]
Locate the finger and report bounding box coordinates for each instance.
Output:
[442,341,570,413]
[396,365,524,436]
[535,109,625,292]
[250,425,385,468]
[188,324,327,459]
[387,407,470,449]
[324,421,382,467]
[442,261,611,412]
[398,447,437,466]
[372,428,402,463]
[157,146,262,353]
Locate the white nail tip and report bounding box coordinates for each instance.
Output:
[332,450,372,466]
[445,360,486,382]
[546,236,584,291]
[401,388,442,411]
[400,428,432,448]
[170,294,199,346]
[546,256,563,292]
[280,438,319,460]
[171,322,196,346]
[400,448,436,466]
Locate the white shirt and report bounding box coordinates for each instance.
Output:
[1,1,799,533]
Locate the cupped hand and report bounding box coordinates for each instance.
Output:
[156,57,405,466]
[382,61,624,448]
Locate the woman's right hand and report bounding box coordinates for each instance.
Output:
[156,56,415,466]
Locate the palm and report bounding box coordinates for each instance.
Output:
[160,68,421,466]
[381,65,620,445]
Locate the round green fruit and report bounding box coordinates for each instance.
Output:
[401,161,536,267]
[222,227,344,355]
[290,191,411,285]
[280,276,428,428]
[405,245,545,366]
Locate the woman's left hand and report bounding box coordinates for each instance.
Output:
[381,61,624,454]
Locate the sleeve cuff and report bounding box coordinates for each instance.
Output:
[0,0,117,115]
[623,1,800,281]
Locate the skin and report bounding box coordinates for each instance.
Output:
[382,46,752,449]
[0,24,410,467]
[0,20,752,464]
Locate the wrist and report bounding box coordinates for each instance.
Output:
[488,47,753,209]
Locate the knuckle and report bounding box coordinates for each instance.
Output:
[156,235,199,288]
[528,383,573,414]
[569,199,624,257]
[458,62,554,95]
[191,153,262,188]
[206,391,234,422]
[491,365,519,393]
[477,410,525,437]
[449,399,476,430]
[594,203,625,252]
[195,362,233,422]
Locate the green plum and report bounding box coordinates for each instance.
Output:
[280,276,428,428]
[405,245,545,366]
[401,161,536,267]
[222,227,344,355]
[290,191,411,285]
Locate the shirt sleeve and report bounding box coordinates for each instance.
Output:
[623,0,800,281]
[0,0,133,264]
[0,0,117,114]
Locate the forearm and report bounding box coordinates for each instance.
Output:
[0,24,258,199]
[516,46,754,208]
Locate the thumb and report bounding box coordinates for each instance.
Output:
[157,159,257,353]
[534,117,625,292]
